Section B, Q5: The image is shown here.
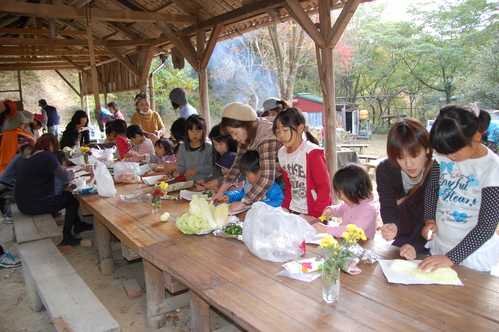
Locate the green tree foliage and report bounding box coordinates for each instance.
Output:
[391,0,497,104]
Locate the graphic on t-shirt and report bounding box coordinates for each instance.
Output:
[452,211,468,223]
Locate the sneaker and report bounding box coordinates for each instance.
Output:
[0,252,21,268]
[73,222,93,234]
[0,216,13,224]
[59,236,81,246]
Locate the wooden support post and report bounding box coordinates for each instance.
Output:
[86,22,103,131]
[144,260,167,329]
[198,68,210,130]
[190,290,210,332]
[94,217,113,276]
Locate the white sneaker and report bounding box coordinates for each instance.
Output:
[0,252,21,268]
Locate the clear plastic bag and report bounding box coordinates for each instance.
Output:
[94,161,117,197]
[114,161,141,183]
[242,202,317,263]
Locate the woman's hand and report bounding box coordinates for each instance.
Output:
[422,220,438,240]
[399,244,417,260]
[418,255,453,272]
[380,223,398,241]
[229,201,246,212]
[184,167,197,179]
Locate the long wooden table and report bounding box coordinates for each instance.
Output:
[141,236,499,331]
[76,182,193,329]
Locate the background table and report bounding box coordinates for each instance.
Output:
[337,150,361,169]
[142,236,499,332]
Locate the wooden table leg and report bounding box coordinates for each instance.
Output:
[93,216,114,276]
[190,290,210,332]
[144,260,167,329]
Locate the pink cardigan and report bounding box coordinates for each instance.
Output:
[326,196,377,239]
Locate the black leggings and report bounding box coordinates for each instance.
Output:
[60,192,83,236]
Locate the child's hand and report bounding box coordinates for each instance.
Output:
[204,179,219,191]
[313,222,327,232]
[418,255,453,272]
[163,163,177,173]
[195,180,206,190]
[124,151,136,158]
[321,207,333,219]
[229,201,245,212]
[422,221,438,240]
[219,195,229,203]
[172,170,180,178]
[399,244,417,260]
[298,214,315,222]
[184,167,197,179]
[380,223,398,241]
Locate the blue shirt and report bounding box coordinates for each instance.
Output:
[178,103,198,119]
[0,153,24,186]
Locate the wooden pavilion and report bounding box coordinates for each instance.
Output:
[0,0,373,177]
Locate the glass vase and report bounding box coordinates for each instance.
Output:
[322,254,341,303]
[151,196,161,214]
[83,154,88,165]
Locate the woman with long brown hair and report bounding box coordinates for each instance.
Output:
[15,133,92,246]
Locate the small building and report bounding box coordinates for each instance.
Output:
[292,93,369,136]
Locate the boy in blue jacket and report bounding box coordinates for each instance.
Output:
[222,150,283,208]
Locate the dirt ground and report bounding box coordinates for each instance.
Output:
[0,220,242,332]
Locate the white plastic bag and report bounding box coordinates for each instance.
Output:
[114,161,141,183]
[242,202,317,263]
[94,161,117,197]
[90,146,116,163]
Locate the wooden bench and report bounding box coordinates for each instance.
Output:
[17,239,120,332]
[11,204,62,245]
[358,154,380,163]
[365,158,383,173]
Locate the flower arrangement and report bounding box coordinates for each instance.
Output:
[319,224,367,303]
[80,146,92,164]
[154,181,168,195]
[151,182,168,214]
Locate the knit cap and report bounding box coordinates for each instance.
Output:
[169,88,188,105]
[221,102,257,122]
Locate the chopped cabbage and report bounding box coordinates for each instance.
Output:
[176,196,230,234]
[176,212,211,234]
[390,259,459,283]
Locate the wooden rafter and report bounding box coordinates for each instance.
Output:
[1,1,195,24]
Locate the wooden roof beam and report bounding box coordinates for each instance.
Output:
[0,48,111,56]
[327,0,361,48]
[0,36,153,47]
[155,21,197,67]
[0,28,88,36]
[1,1,195,24]
[284,0,326,48]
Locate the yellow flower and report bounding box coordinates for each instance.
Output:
[154,181,168,194]
[80,147,90,154]
[319,234,337,248]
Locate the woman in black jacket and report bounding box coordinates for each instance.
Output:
[60,110,90,148]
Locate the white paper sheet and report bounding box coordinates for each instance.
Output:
[379,260,463,286]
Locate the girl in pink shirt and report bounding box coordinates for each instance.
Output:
[314,163,377,239]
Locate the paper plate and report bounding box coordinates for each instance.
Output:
[179,190,215,201]
[142,174,175,185]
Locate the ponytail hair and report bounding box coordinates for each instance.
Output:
[273,107,320,146]
[430,104,483,154]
